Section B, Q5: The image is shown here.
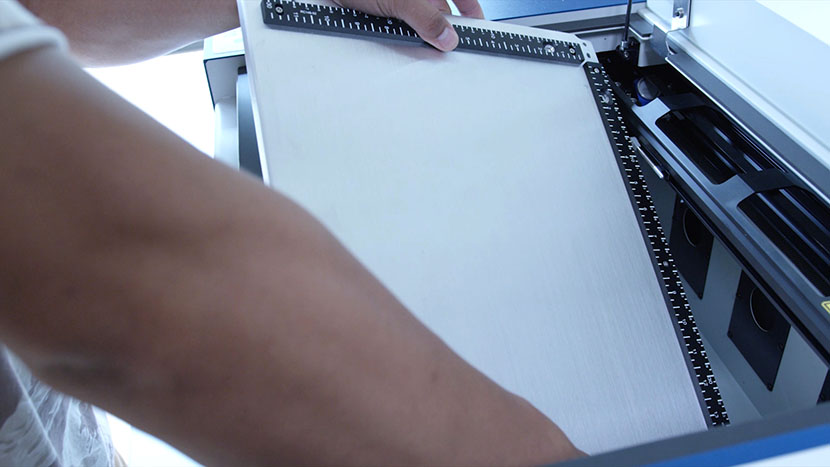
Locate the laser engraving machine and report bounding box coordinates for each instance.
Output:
[206,0,830,463]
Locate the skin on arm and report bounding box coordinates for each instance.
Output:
[21,0,487,66]
[19,0,241,66]
[0,45,582,464]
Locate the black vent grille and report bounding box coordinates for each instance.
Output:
[740,188,830,295]
[657,106,778,184]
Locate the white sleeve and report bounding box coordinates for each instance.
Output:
[0,0,67,62]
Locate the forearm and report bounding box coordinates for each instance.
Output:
[19,0,239,65]
[0,47,580,464]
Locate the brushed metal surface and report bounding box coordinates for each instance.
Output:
[239,0,707,454]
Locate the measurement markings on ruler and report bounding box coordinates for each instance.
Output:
[584,63,730,427]
[261,0,584,65]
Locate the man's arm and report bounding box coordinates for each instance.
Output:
[21,0,485,66]
[19,0,240,66]
[0,44,581,464]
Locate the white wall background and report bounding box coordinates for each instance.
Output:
[86,50,215,157]
[758,0,830,46]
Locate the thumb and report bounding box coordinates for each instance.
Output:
[334,0,459,51]
[397,1,459,51]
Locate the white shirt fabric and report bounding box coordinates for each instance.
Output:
[0,0,66,61]
[0,2,115,466]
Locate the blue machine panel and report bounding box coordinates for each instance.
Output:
[479,0,645,20]
[652,424,830,467]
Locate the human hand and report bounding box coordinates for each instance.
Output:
[332,0,485,51]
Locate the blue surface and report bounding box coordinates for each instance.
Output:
[650,423,830,467]
[479,0,645,20]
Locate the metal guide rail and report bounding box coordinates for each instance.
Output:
[584,63,729,427]
[261,0,584,65]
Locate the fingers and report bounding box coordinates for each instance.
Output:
[427,0,453,14]
[333,0,459,51]
[394,0,459,51]
[332,0,486,51]
[452,0,485,19]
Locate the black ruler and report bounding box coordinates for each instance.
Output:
[584,63,730,427]
[261,0,584,65]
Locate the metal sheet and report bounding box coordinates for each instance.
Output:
[239,0,707,454]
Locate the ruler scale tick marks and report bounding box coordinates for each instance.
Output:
[261,0,584,66]
[584,63,730,427]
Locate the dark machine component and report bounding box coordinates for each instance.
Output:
[236,68,263,179]
[600,53,830,363]
[670,197,714,297]
[656,105,779,185]
[634,78,660,106]
[728,273,791,390]
[739,188,830,296]
[820,372,830,404]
